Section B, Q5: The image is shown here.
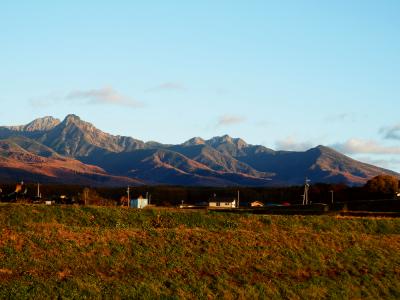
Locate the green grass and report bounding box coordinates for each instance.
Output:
[0,204,400,299]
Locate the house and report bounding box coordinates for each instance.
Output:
[130,195,149,209]
[209,198,237,208]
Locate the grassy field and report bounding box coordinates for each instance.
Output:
[0,204,400,299]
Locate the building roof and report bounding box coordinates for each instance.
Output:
[209,198,236,203]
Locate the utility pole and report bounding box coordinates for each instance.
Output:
[84,188,88,206]
[37,183,41,198]
[127,186,130,208]
[303,178,311,205]
[237,190,240,208]
[330,190,334,205]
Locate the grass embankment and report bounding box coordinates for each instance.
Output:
[0,204,400,299]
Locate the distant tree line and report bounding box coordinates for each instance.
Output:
[0,175,398,206]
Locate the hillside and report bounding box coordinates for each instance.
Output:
[0,204,400,298]
[0,137,142,186]
[0,115,398,186]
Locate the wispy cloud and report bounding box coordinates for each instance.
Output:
[30,86,143,108]
[66,87,143,107]
[332,138,400,155]
[217,115,246,127]
[147,82,186,92]
[275,137,314,151]
[357,156,400,170]
[380,124,400,140]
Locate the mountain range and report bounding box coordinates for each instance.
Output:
[0,114,397,187]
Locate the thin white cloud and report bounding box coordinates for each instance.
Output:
[30,86,143,108]
[147,82,186,92]
[66,86,143,107]
[380,124,400,140]
[217,115,246,127]
[275,137,314,151]
[357,156,400,170]
[332,138,400,155]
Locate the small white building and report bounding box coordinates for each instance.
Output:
[209,199,237,208]
[130,195,149,209]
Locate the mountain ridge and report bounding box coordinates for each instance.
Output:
[5,116,61,132]
[0,115,397,186]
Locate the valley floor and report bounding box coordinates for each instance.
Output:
[0,204,400,299]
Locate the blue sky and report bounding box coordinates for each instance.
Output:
[1,1,400,171]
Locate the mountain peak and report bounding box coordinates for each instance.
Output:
[26,116,61,131]
[312,145,340,154]
[315,145,328,150]
[221,134,233,142]
[64,114,82,123]
[6,116,60,132]
[40,114,146,156]
[207,135,248,148]
[208,135,233,145]
[61,114,96,131]
[183,137,206,146]
[235,138,248,148]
